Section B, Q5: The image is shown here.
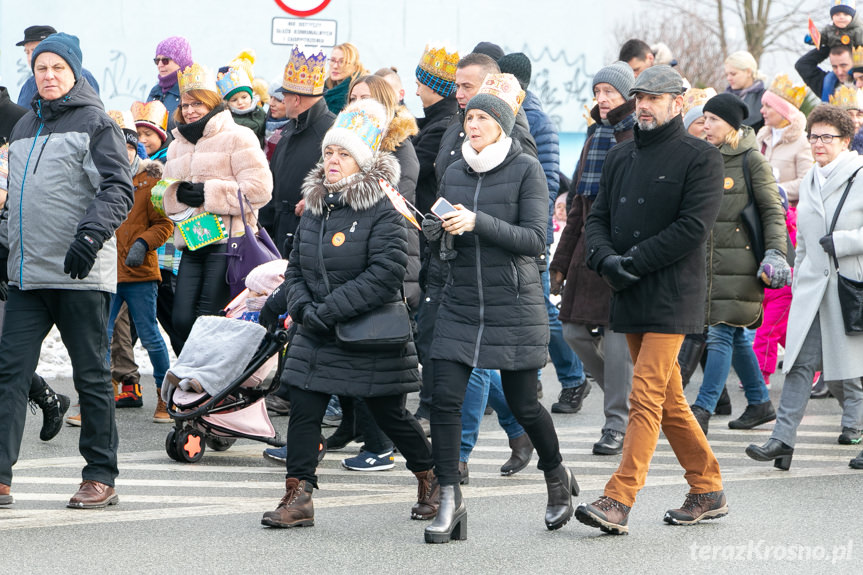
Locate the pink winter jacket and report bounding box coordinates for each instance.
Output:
[162,109,273,249]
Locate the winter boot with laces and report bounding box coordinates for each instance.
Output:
[411,469,440,520]
[575,495,631,535]
[29,375,70,442]
[261,478,314,528]
[663,490,728,525]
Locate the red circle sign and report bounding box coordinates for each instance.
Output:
[274,0,331,16]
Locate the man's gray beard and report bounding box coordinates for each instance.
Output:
[638,118,658,131]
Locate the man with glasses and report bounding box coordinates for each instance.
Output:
[147,36,193,132]
[15,25,100,107]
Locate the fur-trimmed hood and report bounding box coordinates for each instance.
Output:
[380,106,419,152]
[302,151,401,216]
[136,158,164,179]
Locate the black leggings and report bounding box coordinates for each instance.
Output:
[172,243,231,349]
[431,359,563,486]
[285,387,433,487]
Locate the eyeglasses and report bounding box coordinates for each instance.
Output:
[153,57,172,66]
[180,101,206,112]
[808,133,841,144]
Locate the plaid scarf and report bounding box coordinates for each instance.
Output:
[576,111,636,197]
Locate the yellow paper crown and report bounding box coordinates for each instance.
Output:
[681,87,718,115]
[107,109,135,132]
[281,45,327,96]
[830,84,862,110]
[418,45,459,83]
[477,73,525,115]
[853,46,863,68]
[769,74,806,109]
[131,100,168,133]
[177,63,218,95]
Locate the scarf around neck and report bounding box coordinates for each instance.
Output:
[461,136,512,173]
[177,103,227,145]
[158,73,177,93]
[576,111,636,197]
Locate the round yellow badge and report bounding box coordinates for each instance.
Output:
[842,34,851,44]
[332,232,346,247]
[724,177,734,190]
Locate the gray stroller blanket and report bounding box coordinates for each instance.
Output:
[161,315,267,402]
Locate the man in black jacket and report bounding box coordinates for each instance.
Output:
[575,66,726,534]
[260,47,335,258]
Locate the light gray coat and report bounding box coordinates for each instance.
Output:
[785,151,863,380]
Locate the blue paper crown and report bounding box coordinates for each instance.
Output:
[216,67,253,99]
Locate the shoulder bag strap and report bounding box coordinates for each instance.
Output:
[741,149,754,203]
[828,165,863,270]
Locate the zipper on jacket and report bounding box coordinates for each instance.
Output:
[17,121,46,287]
[32,130,53,174]
[471,175,484,367]
[307,209,330,390]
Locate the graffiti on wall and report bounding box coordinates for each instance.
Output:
[101,50,150,105]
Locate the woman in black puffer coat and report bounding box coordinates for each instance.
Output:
[258,100,436,530]
[423,74,578,544]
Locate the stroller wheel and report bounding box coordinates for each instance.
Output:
[176,428,206,463]
[165,428,182,462]
[317,434,327,463]
[205,436,237,452]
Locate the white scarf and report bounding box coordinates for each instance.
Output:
[461,136,512,173]
[770,126,786,149]
[815,150,854,192]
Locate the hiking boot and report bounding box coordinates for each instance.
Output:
[544,464,579,530]
[714,386,732,416]
[265,395,292,416]
[551,381,591,414]
[115,377,143,408]
[0,483,12,507]
[690,405,711,435]
[411,469,440,520]
[261,478,314,528]
[500,433,533,476]
[29,376,70,441]
[151,391,170,423]
[341,450,395,471]
[663,490,728,525]
[575,495,630,535]
[67,480,119,509]
[728,400,775,429]
[592,428,625,455]
[839,427,863,445]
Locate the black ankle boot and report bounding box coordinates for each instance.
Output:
[745,438,793,470]
[424,484,467,543]
[714,386,732,416]
[544,463,579,530]
[325,414,361,451]
[500,434,533,476]
[29,375,70,442]
[728,400,776,429]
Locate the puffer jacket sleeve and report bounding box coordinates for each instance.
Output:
[473,158,547,256]
[751,152,788,256]
[315,205,408,326]
[625,145,724,276]
[525,106,561,200]
[78,120,134,242]
[202,126,274,216]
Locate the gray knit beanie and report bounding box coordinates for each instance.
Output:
[592,61,635,101]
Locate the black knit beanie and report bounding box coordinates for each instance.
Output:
[498,52,532,90]
[703,93,749,131]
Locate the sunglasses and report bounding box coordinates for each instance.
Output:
[153,57,172,65]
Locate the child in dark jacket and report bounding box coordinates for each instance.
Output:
[820,0,863,47]
[217,66,266,149]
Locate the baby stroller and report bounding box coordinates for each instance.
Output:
[162,288,325,463]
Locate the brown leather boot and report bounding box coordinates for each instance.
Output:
[261,478,314,528]
[411,469,440,520]
[153,393,171,423]
[67,480,119,509]
[663,490,728,525]
[0,483,13,506]
[575,495,631,535]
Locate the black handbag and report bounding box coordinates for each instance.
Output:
[317,219,411,351]
[827,166,863,335]
[740,149,796,268]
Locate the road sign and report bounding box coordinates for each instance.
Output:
[271,17,337,47]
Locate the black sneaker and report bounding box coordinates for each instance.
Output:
[664,490,728,525]
[30,382,71,442]
[728,400,775,430]
[551,381,591,414]
[714,386,732,416]
[839,427,863,445]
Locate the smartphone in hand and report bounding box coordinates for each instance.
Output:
[431,197,459,220]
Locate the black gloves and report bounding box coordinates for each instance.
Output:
[64,233,103,280]
[177,181,205,207]
[302,303,329,334]
[0,257,7,284]
[259,296,283,331]
[0,281,7,302]
[124,239,148,267]
[819,234,836,259]
[599,255,640,292]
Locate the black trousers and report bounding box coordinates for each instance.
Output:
[172,243,231,349]
[0,287,118,486]
[286,387,433,487]
[431,359,563,486]
[413,298,438,419]
[156,269,183,356]
[338,396,393,453]
[0,300,52,400]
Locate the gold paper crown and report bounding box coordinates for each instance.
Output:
[681,87,718,115]
[177,63,218,95]
[418,45,459,83]
[107,109,135,132]
[477,73,525,114]
[853,46,863,68]
[769,74,806,109]
[829,84,862,110]
[281,45,327,96]
[131,100,168,132]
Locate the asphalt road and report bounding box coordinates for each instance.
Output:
[1,370,861,574]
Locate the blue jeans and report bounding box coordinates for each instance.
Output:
[460,369,526,462]
[107,281,171,388]
[694,323,770,412]
[541,250,584,389]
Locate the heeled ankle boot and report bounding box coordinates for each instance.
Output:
[745,438,793,470]
[500,433,534,476]
[411,469,439,520]
[544,463,580,530]
[424,484,467,543]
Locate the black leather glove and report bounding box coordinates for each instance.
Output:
[819,234,836,259]
[302,303,329,334]
[0,257,7,284]
[0,281,7,302]
[63,233,103,280]
[259,294,284,331]
[176,181,205,207]
[124,239,148,267]
[599,255,640,292]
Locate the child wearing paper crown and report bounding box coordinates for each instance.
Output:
[217,57,267,149]
[820,0,863,47]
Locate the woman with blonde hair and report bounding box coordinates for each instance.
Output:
[324,42,367,114]
[725,51,767,132]
[689,93,790,435]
